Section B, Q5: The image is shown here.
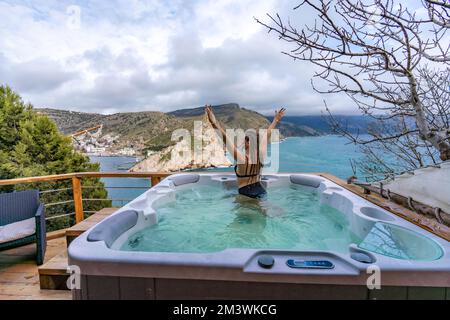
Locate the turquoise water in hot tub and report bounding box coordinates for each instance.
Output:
[358,222,443,261]
[120,184,361,253]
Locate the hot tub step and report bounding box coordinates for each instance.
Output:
[38,208,118,290]
[38,252,69,290]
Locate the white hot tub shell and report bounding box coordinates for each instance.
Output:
[68,173,450,300]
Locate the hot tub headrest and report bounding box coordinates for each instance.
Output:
[169,174,200,186]
[87,210,138,247]
[290,175,322,188]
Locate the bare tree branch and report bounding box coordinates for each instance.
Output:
[256,0,450,173]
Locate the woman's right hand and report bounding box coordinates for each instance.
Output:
[205,105,218,128]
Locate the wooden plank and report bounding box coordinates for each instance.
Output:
[0,255,36,265]
[369,286,407,300]
[151,176,160,187]
[0,171,173,186]
[0,283,47,295]
[86,276,120,300]
[94,207,117,215]
[0,283,70,299]
[0,263,40,273]
[47,229,67,240]
[0,272,38,284]
[155,279,368,300]
[45,238,67,259]
[38,252,68,276]
[75,172,172,179]
[408,287,446,300]
[0,291,70,300]
[39,275,69,291]
[72,176,84,223]
[0,244,38,257]
[0,173,75,186]
[119,278,155,300]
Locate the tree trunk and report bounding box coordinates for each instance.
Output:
[410,75,450,161]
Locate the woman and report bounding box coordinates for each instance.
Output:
[205,105,285,199]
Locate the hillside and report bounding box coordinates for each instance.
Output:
[268,115,374,134]
[37,109,107,135]
[38,108,185,153]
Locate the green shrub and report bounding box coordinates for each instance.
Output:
[0,85,111,231]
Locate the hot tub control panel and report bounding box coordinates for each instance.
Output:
[286,259,334,269]
[244,252,361,275]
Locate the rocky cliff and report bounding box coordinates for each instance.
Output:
[130,117,232,172]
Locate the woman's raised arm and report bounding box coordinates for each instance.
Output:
[205,105,245,163]
[259,108,286,163]
[267,108,285,140]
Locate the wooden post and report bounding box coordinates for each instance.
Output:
[151,176,160,187]
[72,176,84,223]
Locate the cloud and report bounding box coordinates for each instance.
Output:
[0,54,77,93]
[0,0,356,115]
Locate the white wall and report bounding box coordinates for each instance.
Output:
[378,161,450,213]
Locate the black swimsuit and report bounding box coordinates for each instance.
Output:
[237,181,267,199]
[235,164,266,199]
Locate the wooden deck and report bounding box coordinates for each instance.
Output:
[0,208,117,300]
[0,237,71,300]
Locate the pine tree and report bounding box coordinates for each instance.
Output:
[0,85,110,230]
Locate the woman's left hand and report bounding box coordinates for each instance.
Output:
[274,108,286,122]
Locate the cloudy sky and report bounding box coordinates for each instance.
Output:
[0,0,373,115]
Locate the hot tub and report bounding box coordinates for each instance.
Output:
[68,173,450,300]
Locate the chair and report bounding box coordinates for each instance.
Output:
[0,190,46,265]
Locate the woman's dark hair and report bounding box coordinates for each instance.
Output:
[244,131,262,166]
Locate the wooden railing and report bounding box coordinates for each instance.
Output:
[0,172,173,225]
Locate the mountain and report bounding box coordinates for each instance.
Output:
[170,103,273,132]
[275,120,321,137]
[168,103,242,117]
[267,115,374,134]
[39,104,319,155]
[171,104,321,137]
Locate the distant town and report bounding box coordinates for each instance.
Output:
[71,125,147,157]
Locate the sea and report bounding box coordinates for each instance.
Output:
[90,135,366,206]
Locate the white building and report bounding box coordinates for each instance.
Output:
[119,147,136,156]
[86,146,106,155]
